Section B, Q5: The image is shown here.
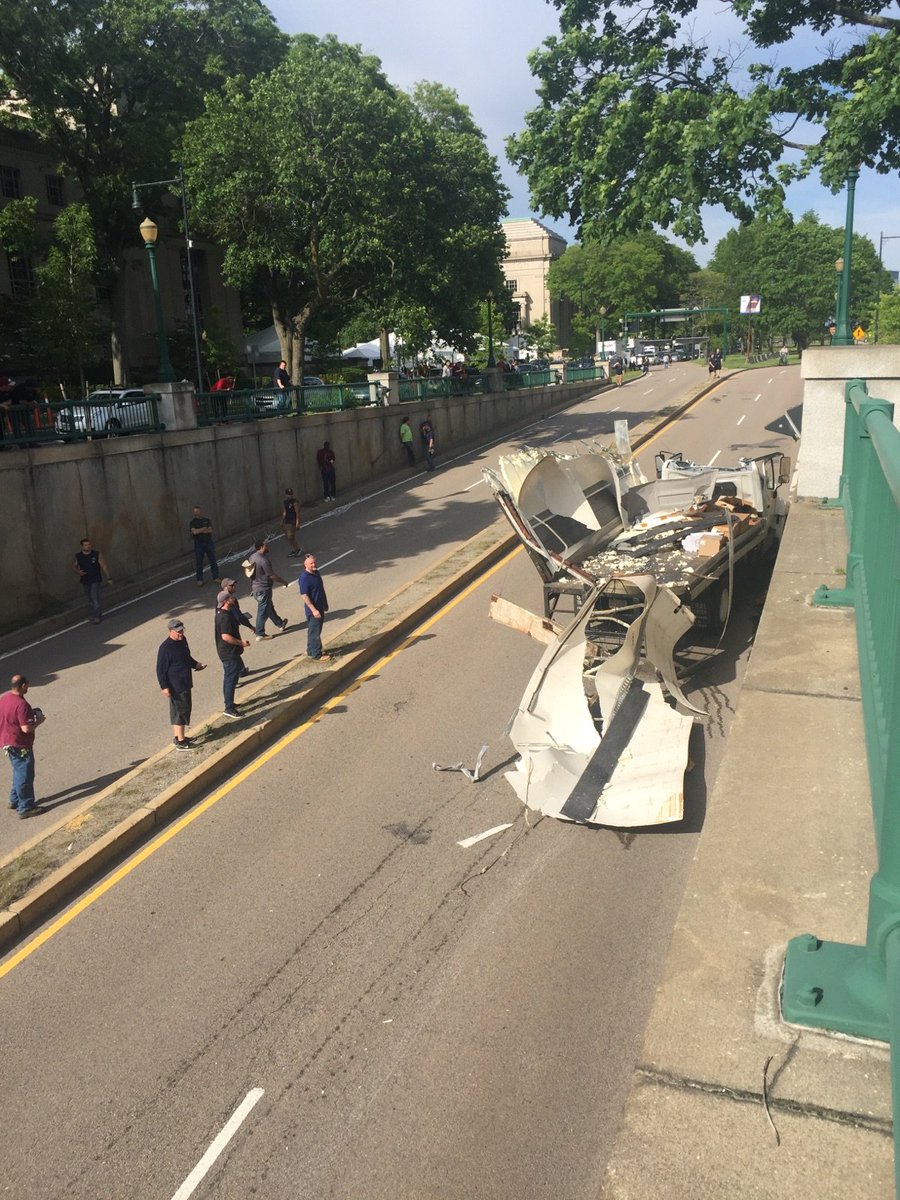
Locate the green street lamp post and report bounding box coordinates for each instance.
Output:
[598,306,608,360]
[833,167,859,346]
[486,291,496,369]
[132,165,203,391]
[139,218,176,383]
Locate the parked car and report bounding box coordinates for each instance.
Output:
[55,389,157,436]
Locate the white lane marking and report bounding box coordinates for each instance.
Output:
[785,410,801,439]
[708,450,721,465]
[754,393,761,403]
[736,414,746,426]
[767,377,774,384]
[170,1088,264,1200]
[463,479,483,491]
[551,431,572,443]
[606,406,620,413]
[458,823,514,849]
[643,388,654,395]
[318,549,354,569]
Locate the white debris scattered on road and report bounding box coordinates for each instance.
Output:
[433,743,489,782]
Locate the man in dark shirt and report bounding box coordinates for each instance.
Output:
[316,441,337,500]
[419,414,436,471]
[0,674,47,818]
[215,594,250,717]
[156,618,205,749]
[189,505,219,586]
[282,487,301,556]
[298,552,330,660]
[72,538,112,623]
[248,538,290,638]
[274,360,290,389]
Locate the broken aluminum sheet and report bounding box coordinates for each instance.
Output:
[505,575,696,827]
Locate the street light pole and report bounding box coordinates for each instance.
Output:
[874,233,900,343]
[833,167,859,346]
[139,218,176,382]
[132,166,204,391]
[486,291,496,369]
[598,306,608,360]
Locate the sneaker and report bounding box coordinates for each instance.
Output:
[91,617,101,624]
[196,580,205,587]
[280,618,289,631]
[19,805,48,819]
[175,739,193,751]
[288,549,301,557]
[255,633,270,641]
[223,708,240,719]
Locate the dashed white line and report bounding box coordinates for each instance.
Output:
[708,450,721,465]
[463,479,483,491]
[458,823,514,849]
[736,414,746,426]
[319,549,354,569]
[754,393,762,403]
[643,388,654,395]
[785,411,801,439]
[606,406,620,414]
[767,377,774,384]
[170,1088,264,1200]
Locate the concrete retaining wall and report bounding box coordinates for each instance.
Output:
[1,380,602,629]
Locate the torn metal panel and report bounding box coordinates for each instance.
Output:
[506,580,695,827]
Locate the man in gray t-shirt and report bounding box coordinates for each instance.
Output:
[246,538,290,639]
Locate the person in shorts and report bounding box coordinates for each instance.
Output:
[156,618,205,749]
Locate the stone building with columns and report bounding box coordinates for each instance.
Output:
[500,217,574,356]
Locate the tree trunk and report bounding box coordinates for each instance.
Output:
[379,326,392,368]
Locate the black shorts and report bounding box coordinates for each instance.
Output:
[168,690,192,726]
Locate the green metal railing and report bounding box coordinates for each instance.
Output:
[397,375,487,402]
[782,379,900,1193]
[565,365,606,383]
[196,382,380,424]
[1,395,164,447]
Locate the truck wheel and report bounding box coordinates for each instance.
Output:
[709,577,731,633]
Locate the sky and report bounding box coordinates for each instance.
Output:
[270,0,900,273]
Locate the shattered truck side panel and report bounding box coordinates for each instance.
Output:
[505,577,695,826]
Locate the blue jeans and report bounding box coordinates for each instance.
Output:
[194,537,218,582]
[222,658,242,710]
[306,614,324,658]
[253,588,282,635]
[83,579,102,619]
[6,748,36,814]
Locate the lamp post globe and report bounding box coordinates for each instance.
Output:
[139,218,176,382]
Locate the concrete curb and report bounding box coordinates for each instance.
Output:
[0,367,735,954]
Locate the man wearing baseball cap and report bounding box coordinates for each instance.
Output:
[217,580,254,682]
[156,618,205,750]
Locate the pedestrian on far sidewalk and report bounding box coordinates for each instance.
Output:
[189,505,219,586]
[247,538,290,639]
[215,594,250,718]
[72,537,112,624]
[316,441,337,500]
[399,416,415,466]
[298,552,330,660]
[282,487,302,556]
[156,618,205,750]
[0,674,47,818]
[217,579,254,682]
[420,413,436,471]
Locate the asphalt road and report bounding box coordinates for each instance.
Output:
[1,364,801,1199]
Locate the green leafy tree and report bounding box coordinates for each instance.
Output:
[508,0,900,245]
[547,233,698,347]
[522,315,558,359]
[873,291,900,343]
[0,0,286,375]
[709,212,891,348]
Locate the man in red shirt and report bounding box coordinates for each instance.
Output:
[0,674,47,818]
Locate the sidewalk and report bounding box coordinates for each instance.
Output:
[599,498,894,1197]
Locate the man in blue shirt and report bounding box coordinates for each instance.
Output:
[156,618,205,749]
[298,553,329,660]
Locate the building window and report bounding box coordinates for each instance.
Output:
[45,174,66,206]
[0,164,22,199]
[7,252,35,296]
[505,278,517,292]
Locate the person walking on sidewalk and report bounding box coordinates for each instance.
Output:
[316,441,337,500]
[298,552,329,661]
[72,537,112,624]
[1,674,46,818]
[420,413,436,471]
[189,505,219,586]
[156,618,205,750]
[282,487,302,556]
[247,538,290,639]
[215,594,250,718]
[611,356,624,387]
[399,416,415,467]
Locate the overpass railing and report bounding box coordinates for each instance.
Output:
[781,379,900,1194]
[196,381,381,424]
[1,395,164,447]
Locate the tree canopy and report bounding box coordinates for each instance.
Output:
[508,0,900,244]
[546,232,698,348]
[181,38,509,375]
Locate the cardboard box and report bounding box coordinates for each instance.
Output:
[695,532,723,557]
